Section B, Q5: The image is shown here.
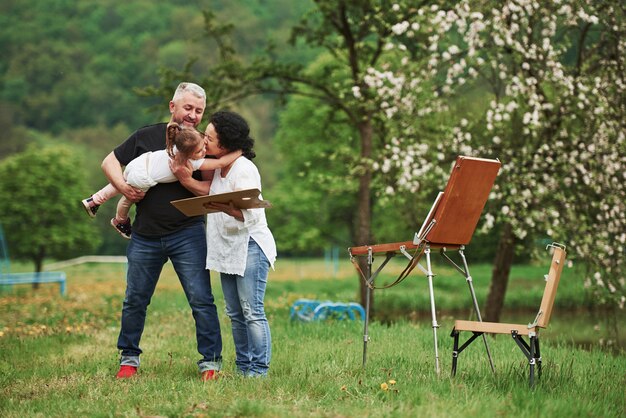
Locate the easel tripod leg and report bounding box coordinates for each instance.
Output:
[362,283,370,367]
[425,247,440,375]
[362,251,372,367]
[459,248,495,373]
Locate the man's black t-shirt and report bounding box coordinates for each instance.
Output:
[113,123,203,237]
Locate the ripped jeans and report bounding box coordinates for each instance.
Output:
[220,239,271,376]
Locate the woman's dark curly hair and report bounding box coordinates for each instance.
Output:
[210,111,256,160]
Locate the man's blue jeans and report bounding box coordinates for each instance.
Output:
[220,239,271,376]
[117,223,222,372]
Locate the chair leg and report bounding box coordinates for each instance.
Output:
[512,331,537,388]
[529,335,536,388]
[451,330,483,377]
[535,337,542,379]
[451,329,459,376]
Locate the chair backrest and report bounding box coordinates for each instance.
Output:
[536,244,567,328]
[0,224,10,275]
[425,156,501,246]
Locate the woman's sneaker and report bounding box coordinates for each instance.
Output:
[111,218,132,240]
[81,197,99,218]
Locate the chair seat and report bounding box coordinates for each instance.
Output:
[454,320,537,336]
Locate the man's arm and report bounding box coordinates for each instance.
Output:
[170,159,212,196]
[101,151,145,202]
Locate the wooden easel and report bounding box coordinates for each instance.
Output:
[349,156,501,374]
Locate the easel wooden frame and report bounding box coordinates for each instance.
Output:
[348,156,501,374]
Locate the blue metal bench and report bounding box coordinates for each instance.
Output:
[0,225,66,296]
[290,299,365,322]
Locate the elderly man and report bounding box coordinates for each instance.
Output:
[101,82,222,381]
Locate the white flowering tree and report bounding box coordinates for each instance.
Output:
[370,1,625,321]
[155,0,624,322]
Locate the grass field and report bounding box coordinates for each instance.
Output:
[1,259,624,417]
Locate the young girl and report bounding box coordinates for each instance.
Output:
[81,122,241,239]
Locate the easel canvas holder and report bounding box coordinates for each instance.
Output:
[348,156,501,373]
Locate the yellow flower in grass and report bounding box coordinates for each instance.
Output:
[380,382,389,391]
[388,379,396,385]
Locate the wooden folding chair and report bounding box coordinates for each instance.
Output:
[349,156,501,373]
[450,243,567,387]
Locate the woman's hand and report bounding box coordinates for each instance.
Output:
[207,201,244,221]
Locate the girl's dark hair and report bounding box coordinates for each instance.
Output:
[166,123,203,163]
[210,111,256,160]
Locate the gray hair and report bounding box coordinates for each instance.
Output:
[172,82,206,102]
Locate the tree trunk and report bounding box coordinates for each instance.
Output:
[484,222,515,322]
[356,120,373,311]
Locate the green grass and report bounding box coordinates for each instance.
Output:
[0,260,624,417]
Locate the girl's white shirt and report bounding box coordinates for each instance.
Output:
[205,157,277,276]
[124,147,204,190]
[145,146,204,183]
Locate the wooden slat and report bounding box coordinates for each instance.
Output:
[454,320,535,336]
[537,247,566,328]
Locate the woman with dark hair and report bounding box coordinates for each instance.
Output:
[172,110,276,377]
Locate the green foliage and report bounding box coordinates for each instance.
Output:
[0,0,313,134]
[0,144,100,270]
[268,92,357,254]
[0,0,316,255]
[0,0,170,133]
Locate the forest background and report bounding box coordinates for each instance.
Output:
[0,0,318,256]
[0,0,624,330]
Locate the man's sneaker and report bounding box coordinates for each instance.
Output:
[81,197,99,218]
[116,365,137,379]
[201,370,218,381]
[111,218,132,240]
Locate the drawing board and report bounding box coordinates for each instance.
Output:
[171,188,271,217]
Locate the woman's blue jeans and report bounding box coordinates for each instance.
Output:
[220,239,271,376]
[117,223,222,372]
